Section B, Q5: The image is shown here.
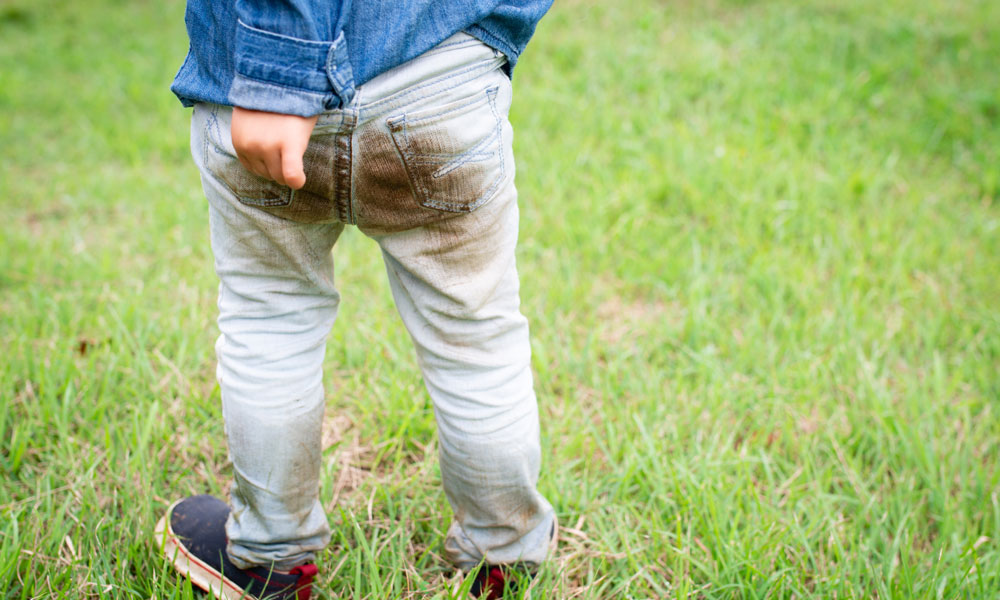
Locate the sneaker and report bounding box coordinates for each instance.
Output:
[467,563,535,599]
[154,495,318,600]
[465,520,558,599]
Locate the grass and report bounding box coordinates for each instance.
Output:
[1,0,998,597]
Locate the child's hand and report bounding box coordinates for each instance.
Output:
[231,107,320,190]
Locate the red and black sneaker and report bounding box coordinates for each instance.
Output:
[154,495,317,600]
[467,563,535,599]
[466,520,558,599]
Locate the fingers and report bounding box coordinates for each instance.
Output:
[235,153,265,181]
[231,108,319,190]
[232,131,286,186]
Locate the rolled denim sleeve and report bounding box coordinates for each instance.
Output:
[229,0,355,116]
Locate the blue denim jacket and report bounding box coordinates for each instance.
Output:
[170,0,552,117]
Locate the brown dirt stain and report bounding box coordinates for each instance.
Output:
[216,134,341,224]
[354,126,454,233]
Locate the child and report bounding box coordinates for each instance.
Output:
[154,2,556,599]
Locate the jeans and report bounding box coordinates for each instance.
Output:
[189,33,555,572]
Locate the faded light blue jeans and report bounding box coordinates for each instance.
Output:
[190,33,555,573]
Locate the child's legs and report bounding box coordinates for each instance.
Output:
[365,152,555,570]
[193,104,343,570]
[353,42,556,569]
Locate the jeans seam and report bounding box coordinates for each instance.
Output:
[336,110,356,224]
[203,104,218,167]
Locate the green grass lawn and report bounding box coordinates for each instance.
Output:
[2,0,998,597]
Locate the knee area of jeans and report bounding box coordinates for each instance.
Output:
[437,422,541,467]
[221,372,325,418]
[420,298,527,332]
[217,352,324,388]
[432,385,536,421]
[214,326,333,377]
[215,333,331,367]
[418,344,532,378]
[412,321,531,377]
[222,386,325,418]
[423,365,535,411]
[217,287,340,320]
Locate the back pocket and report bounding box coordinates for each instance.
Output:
[387,85,506,213]
[203,105,340,223]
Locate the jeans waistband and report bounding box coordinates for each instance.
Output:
[314,32,506,133]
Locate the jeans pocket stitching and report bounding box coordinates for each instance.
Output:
[203,106,293,210]
[213,162,293,210]
[388,86,505,214]
[236,190,296,208]
[430,126,500,179]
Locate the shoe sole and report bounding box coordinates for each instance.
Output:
[154,499,253,600]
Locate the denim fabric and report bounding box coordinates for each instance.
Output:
[189,33,555,572]
[171,0,553,116]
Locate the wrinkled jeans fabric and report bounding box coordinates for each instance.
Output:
[189,33,555,572]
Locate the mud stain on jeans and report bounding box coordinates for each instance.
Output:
[354,127,455,233]
[216,134,341,224]
[425,197,510,277]
[290,135,340,223]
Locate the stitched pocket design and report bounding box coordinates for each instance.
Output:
[387,85,505,213]
[220,168,292,209]
[203,106,291,208]
[202,106,340,223]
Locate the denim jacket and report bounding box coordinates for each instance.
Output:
[170,0,552,117]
